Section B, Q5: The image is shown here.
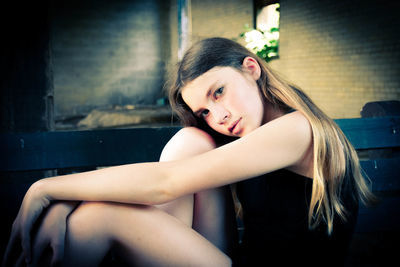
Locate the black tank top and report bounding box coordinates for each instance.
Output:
[236,169,358,267]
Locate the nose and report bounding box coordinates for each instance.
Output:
[218,114,228,124]
[213,106,230,125]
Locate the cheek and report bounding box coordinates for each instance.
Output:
[204,117,230,135]
[236,89,263,118]
[205,118,223,130]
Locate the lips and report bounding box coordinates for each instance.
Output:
[228,118,241,134]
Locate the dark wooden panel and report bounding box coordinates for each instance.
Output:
[335,116,400,150]
[1,116,400,172]
[0,127,181,172]
[356,158,400,233]
[356,193,400,232]
[360,158,400,192]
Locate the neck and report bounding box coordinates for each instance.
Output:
[262,102,285,124]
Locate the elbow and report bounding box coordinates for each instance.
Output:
[147,175,179,205]
[141,161,185,205]
[150,186,175,205]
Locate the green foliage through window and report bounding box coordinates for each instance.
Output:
[239,3,280,62]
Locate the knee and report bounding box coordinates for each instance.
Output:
[160,127,217,162]
[64,202,117,265]
[67,202,114,242]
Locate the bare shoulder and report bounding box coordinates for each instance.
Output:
[279,110,312,135]
[263,110,312,139]
[276,111,313,176]
[160,127,216,161]
[264,110,313,152]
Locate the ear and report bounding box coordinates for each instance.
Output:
[242,57,261,80]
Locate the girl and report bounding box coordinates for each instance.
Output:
[4,37,373,266]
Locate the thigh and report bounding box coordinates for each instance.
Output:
[193,185,239,258]
[66,201,231,267]
[154,194,194,227]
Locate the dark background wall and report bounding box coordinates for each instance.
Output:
[51,0,171,119]
[0,0,176,259]
[0,0,54,133]
[0,0,55,260]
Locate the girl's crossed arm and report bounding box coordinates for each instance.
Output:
[8,111,312,263]
[41,111,311,205]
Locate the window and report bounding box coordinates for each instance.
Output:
[241,2,280,62]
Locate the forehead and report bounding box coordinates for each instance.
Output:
[181,67,237,110]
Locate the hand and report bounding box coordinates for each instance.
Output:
[3,180,52,266]
[31,202,78,266]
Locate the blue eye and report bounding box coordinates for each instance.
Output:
[200,109,209,118]
[214,87,224,98]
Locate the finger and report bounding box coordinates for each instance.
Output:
[51,242,65,267]
[51,223,67,266]
[21,212,39,265]
[15,253,26,267]
[3,229,22,267]
[31,236,48,266]
[21,207,45,264]
[21,230,32,265]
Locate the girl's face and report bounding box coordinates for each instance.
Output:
[181,58,265,137]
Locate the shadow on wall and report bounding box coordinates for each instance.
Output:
[52,0,171,120]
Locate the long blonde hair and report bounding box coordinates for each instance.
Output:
[168,37,374,234]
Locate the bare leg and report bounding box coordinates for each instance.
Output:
[64,201,231,266]
[63,128,232,266]
[193,185,239,258]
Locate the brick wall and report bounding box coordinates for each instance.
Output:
[51,0,173,118]
[191,0,253,44]
[270,0,400,118]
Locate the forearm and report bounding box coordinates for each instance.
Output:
[34,162,174,207]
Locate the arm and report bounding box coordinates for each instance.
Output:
[31,128,216,265]
[39,111,312,204]
[6,111,311,263]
